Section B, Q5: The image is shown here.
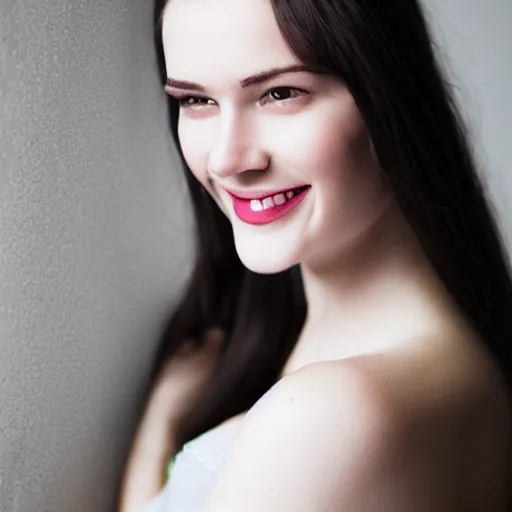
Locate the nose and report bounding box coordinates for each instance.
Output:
[207,111,270,178]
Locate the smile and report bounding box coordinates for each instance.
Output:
[226,186,311,225]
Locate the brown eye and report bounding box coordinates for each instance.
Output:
[177,96,214,109]
[270,87,293,101]
[260,87,308,107]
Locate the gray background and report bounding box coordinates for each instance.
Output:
[0,1,510,511]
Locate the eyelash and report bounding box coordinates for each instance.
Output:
[173,86,308,110]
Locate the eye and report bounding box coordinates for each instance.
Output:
[168,86,308,112]
[259,87,308,106]
[175,96,215,110]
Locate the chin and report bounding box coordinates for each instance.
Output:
[233,235,300,275]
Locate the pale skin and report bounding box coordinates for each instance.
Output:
[120,0,512,509]
[119,329,224,512]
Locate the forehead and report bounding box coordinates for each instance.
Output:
[161,0,299,85]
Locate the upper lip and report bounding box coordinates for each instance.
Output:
[223,185,310,200]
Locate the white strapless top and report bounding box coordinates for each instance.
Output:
[140,415,244,512]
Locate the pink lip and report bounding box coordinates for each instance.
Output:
[227,186,311,225]
[224,186,308,200]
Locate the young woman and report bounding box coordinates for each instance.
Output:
[120,0,512,510]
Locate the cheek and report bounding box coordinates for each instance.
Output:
[298,104,373,202]
[178,120,210,186]
[178,120,232,216]
[304,105,391,228]
[311,103,368,174]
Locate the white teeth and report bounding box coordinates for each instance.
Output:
[248,188,303,212]
[250,199,263,211]
[262,197,274,210]
[273,193,286,205]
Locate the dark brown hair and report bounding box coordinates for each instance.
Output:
[152,0,512,448]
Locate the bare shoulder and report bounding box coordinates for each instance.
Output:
[244,358,401,456]
[264,332,510,434]
[320,334,512,510]
[203,361,405,511]
[202,337,512,512]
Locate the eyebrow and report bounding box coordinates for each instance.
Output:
[165,64,315,92]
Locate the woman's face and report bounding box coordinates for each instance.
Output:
[162,0,393,274]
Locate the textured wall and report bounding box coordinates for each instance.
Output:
[0,1,191,511]
[0,1,510,512]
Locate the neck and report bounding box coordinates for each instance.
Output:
[289,202,453,369]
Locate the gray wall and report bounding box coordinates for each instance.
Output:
[426,0,512,246]
[0,1,510,511]
[0,1,192,511]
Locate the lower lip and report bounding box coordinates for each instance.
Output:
[230,187,311,225]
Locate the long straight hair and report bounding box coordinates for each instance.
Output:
[152,0,512,446]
